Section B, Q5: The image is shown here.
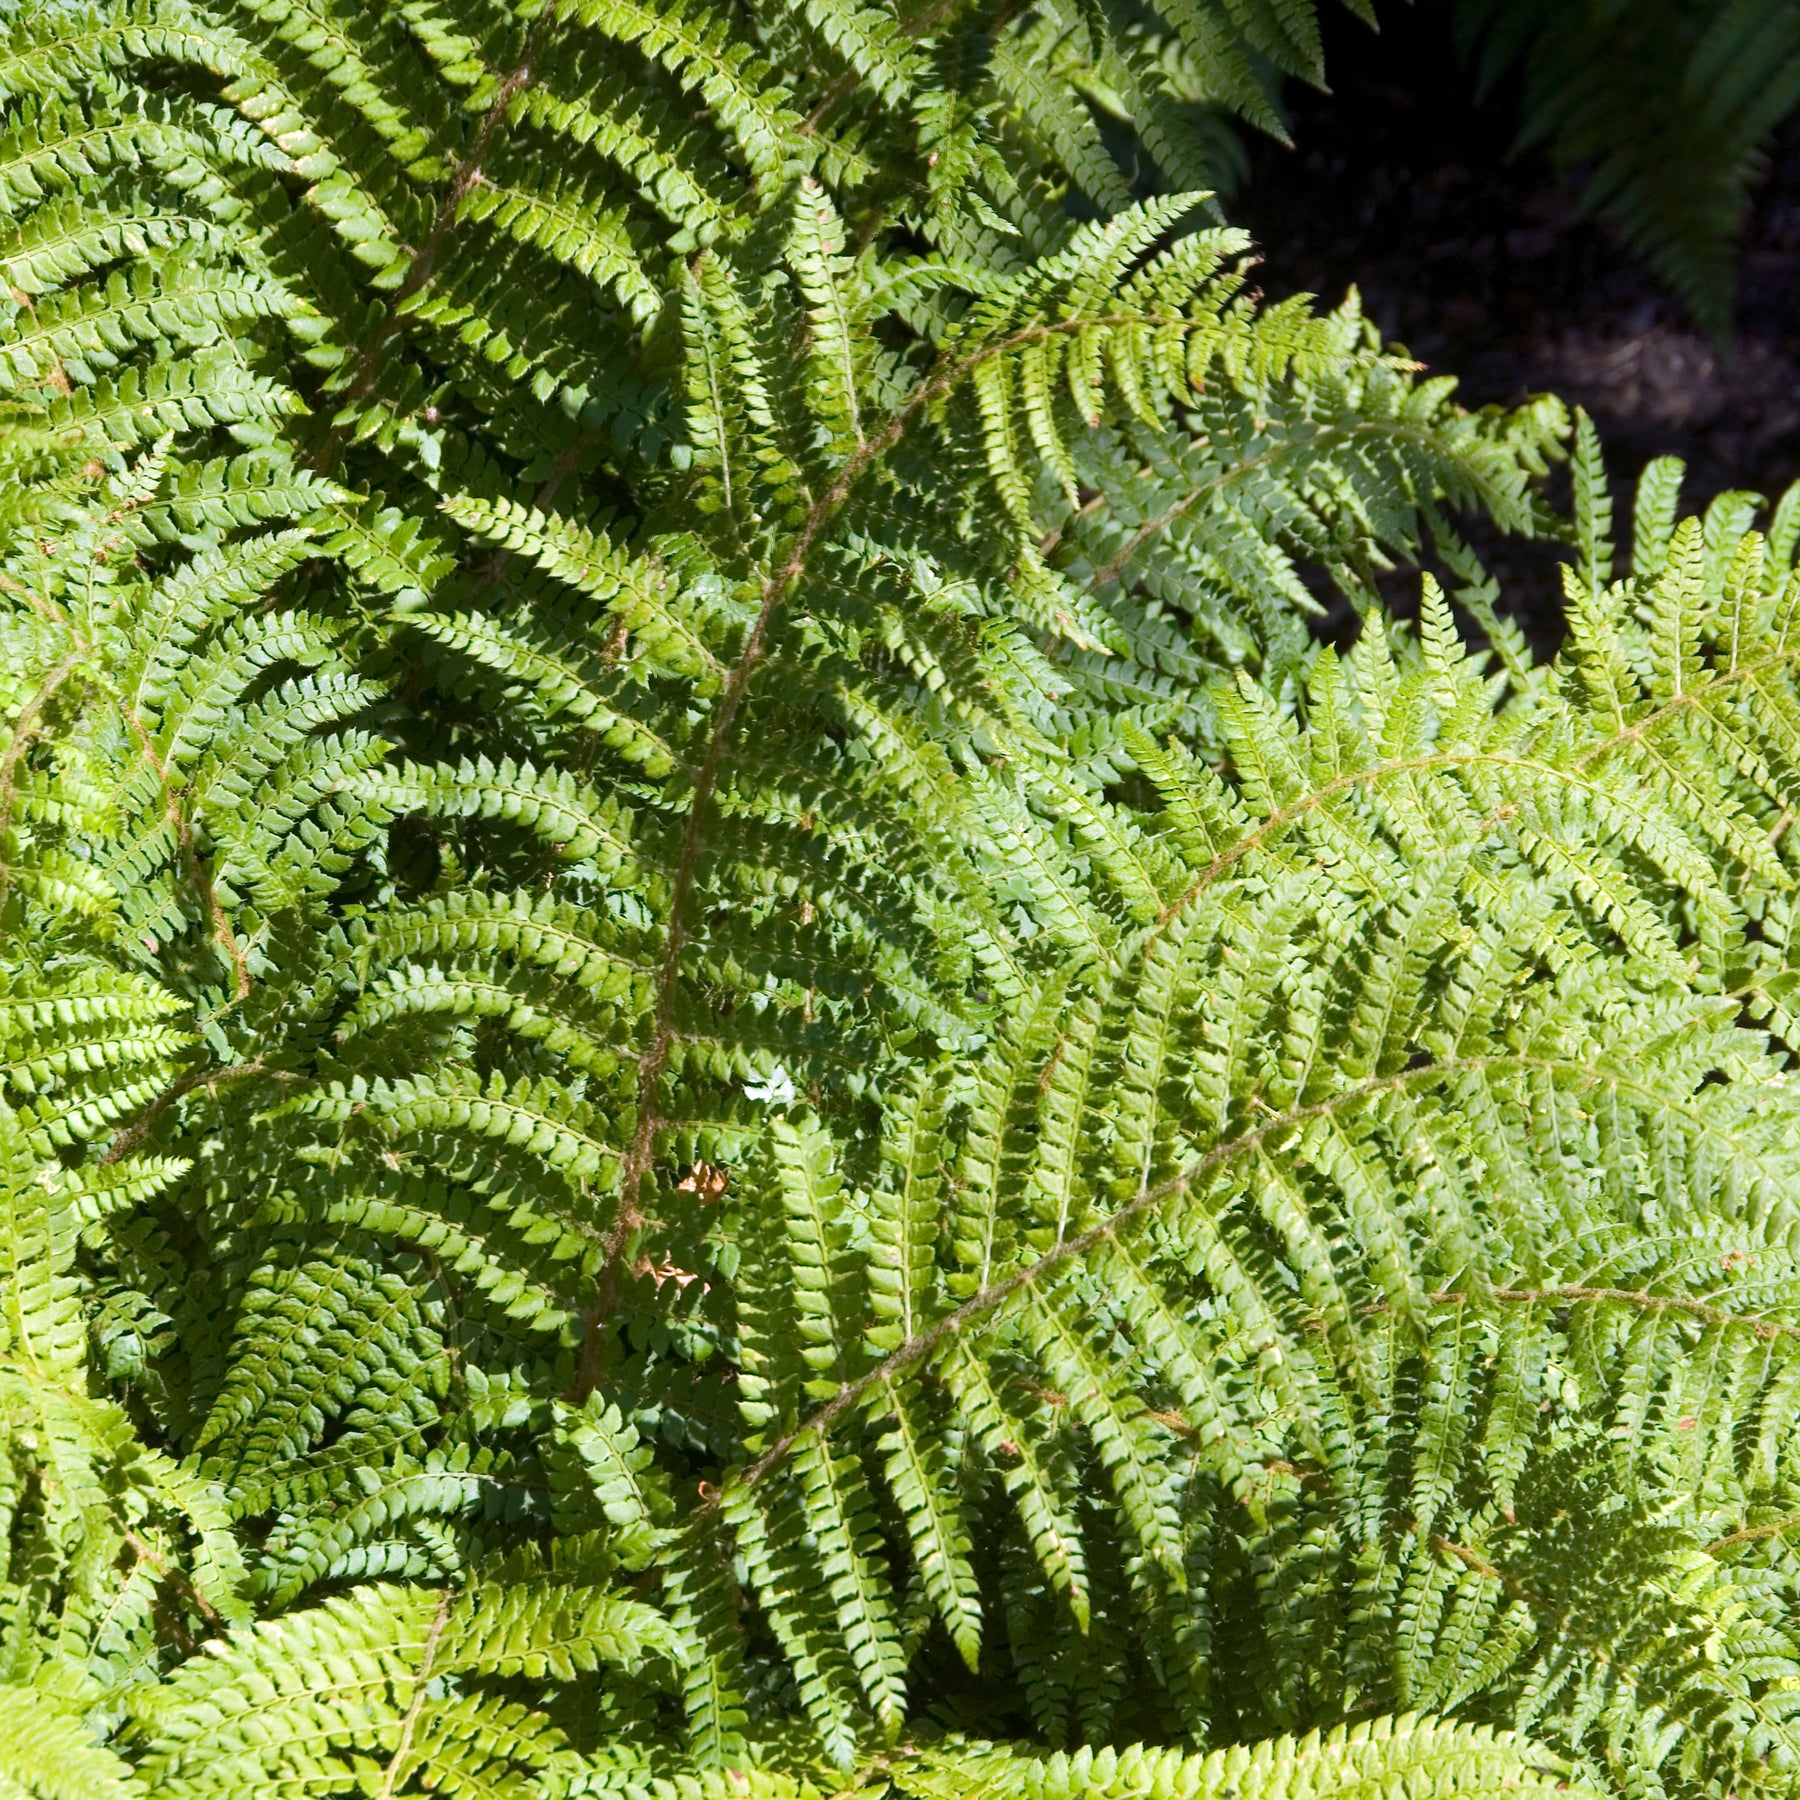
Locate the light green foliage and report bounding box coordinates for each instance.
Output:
[4,1,1800,1798]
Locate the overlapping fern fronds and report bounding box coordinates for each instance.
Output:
[15,384,1800,1792]
[11,0,1800,1797]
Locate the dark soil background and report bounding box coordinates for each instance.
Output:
[1232,3,1800,647]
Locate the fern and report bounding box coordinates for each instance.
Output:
[1456,0,1800,338]
[7,2,1800,1799]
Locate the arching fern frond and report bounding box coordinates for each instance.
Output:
[14,6,1800,1800]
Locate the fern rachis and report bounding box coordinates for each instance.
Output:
[6,2,1800,1798]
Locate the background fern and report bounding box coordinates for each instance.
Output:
[1454,0,1800,340]
[8,1,1800,1798]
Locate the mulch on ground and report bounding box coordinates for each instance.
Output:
[1230,4,1800,647]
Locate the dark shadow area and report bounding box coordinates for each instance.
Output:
[1233,3,1800,648]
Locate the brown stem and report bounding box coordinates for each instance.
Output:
[1436,1283,1800,1344]
[795,0,985,138]
[1429,1533,1508,1586]
[717,1059,1478,1499]
[441,428,596,615]
[1144,720,1746,942]
[123,1527,225,1640]
[1081,420,1473,597]
[678,1032,1773,1514]
[312,14,558,475]
[1136,618,1800,961]
[569,308,1216,1399]
[1429,1532,1630,1678]
[99,1057,272,1166]
[0,648,82,896]
[1570,646,1800,770]
[573,311,1800,1409]
[1707,1511,1800,1555]
[118,701,250,1001]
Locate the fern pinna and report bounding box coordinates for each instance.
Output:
[5,1,1800,1798]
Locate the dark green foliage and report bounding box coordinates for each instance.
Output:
[1455,0,1800,337]
[7,3,1800,1799]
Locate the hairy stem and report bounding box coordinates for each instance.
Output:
[377,1590,454,1800]
[692,1045,1770,1512]
[571,307,1227,1397]
[100,1057,273,1166]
